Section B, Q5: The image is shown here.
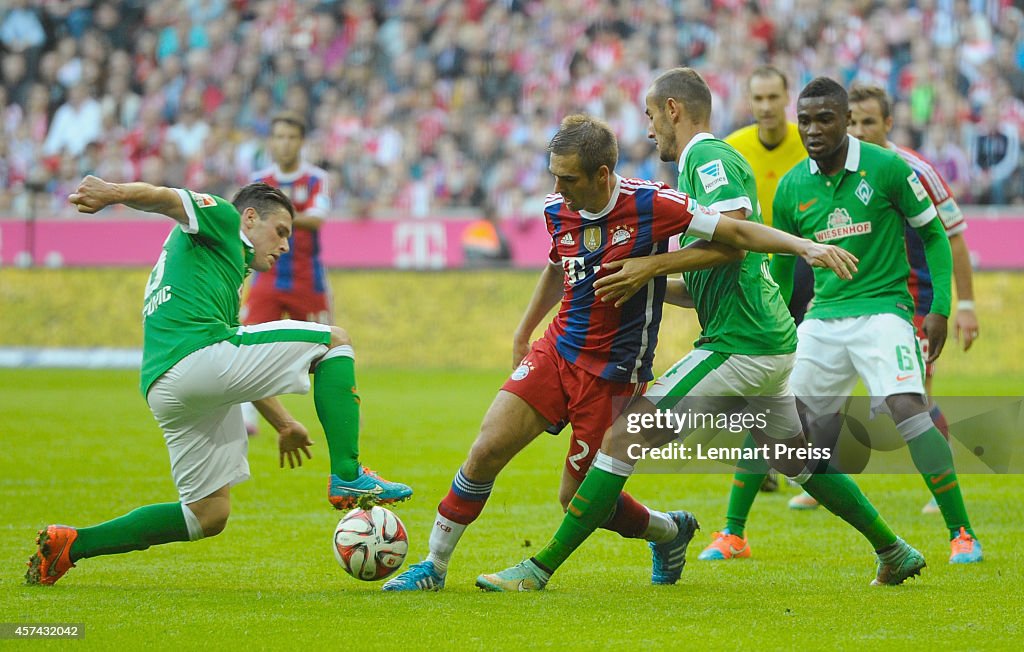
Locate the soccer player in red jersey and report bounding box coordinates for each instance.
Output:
[243,111,333,325]
[240,112,332,435]
[382,114,856,591]
[239,112,410,505]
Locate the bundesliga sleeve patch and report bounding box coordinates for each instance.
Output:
[188,190,217,208]
[698,159,729,193]
[906,173,928,202]
[936,199,964,229]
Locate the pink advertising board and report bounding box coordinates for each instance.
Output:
[1,212,1022,270]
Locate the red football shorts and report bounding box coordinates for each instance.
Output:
[243,286,333,325]
[501,336,645,481]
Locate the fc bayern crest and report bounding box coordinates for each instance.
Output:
[610,225,634,246]
[583,226,602,252]
[511,361,534,380]
[292,184,309,205]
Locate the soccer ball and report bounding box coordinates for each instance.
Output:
[332,506,409,581]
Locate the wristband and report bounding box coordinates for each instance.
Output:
[957,300,976,311]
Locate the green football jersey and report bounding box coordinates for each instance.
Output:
[140,189,255,395]
[677,133,797,355]
[773,138,938,322]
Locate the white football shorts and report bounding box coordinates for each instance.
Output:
[146,320,332,503]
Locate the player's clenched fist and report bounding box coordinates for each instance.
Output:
[68,175,118,213]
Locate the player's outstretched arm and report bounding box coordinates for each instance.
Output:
[711,217,858,280]
[594,240,742,308]
[512,263,564,367]
[69,175,188,225]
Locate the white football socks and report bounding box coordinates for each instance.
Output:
[644,509,679,544]
[425,512,466,575]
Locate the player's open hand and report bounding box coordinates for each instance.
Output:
[594,258,657,308]
[923,313,948,363]
[68,175,117,214]
[800,241,858,280]
[277,419,314,469]
[955,307,979,351]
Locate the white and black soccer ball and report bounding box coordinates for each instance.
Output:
[333,506,409,581]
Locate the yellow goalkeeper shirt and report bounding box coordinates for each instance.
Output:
[724,122,805,226]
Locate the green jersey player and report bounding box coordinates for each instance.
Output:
[770,78,980,563]
[476,68,925,592]
[26,176,410,586]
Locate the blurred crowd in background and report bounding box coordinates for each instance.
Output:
[1,0,1022,219]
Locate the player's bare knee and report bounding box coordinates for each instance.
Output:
[202,512,230,537]
[327,326,352,349]
[463,438,506,481]
[190,494,231,537]
[886,393,929,424]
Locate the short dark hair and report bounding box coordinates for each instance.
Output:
[232,182,294,220]
[798,77,848,111]
[548,114,618,177]
[848,84,891,119]
[749,64,788,91]
[270,111,307,138]
[649,67,712,125]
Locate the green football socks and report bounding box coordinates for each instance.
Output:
[908,428,974,539]
[799,472,897,550]
[70,502,189,562]
[723,433,770,537]
[533,467,625,573]
[314,351,362,481]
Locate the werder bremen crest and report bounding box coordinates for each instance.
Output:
[583,226,602,252]
[855,179,873,205]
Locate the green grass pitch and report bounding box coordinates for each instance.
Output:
[1,368,1021,649]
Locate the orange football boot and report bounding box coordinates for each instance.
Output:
[697,531,751,560]
[26,525,78,585]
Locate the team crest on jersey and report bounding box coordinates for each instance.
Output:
[560,232,576,246]
[188,191,216,208]
[511,361,535,381]
[907,173,928,201]
[292,184,308,205]
[610,225,634,246]
[697,159,728,193]
[813,208,872,242]
[855,179,874,205]
[583,226,602,252]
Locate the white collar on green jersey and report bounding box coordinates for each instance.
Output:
[808,135,862,175]
[578,174,623,221]
[240,230,253,248]
[677,132,717,173]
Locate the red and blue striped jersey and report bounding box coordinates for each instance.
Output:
[895,145,966,317]
[541,175,719,384]
[249,162,331,294]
